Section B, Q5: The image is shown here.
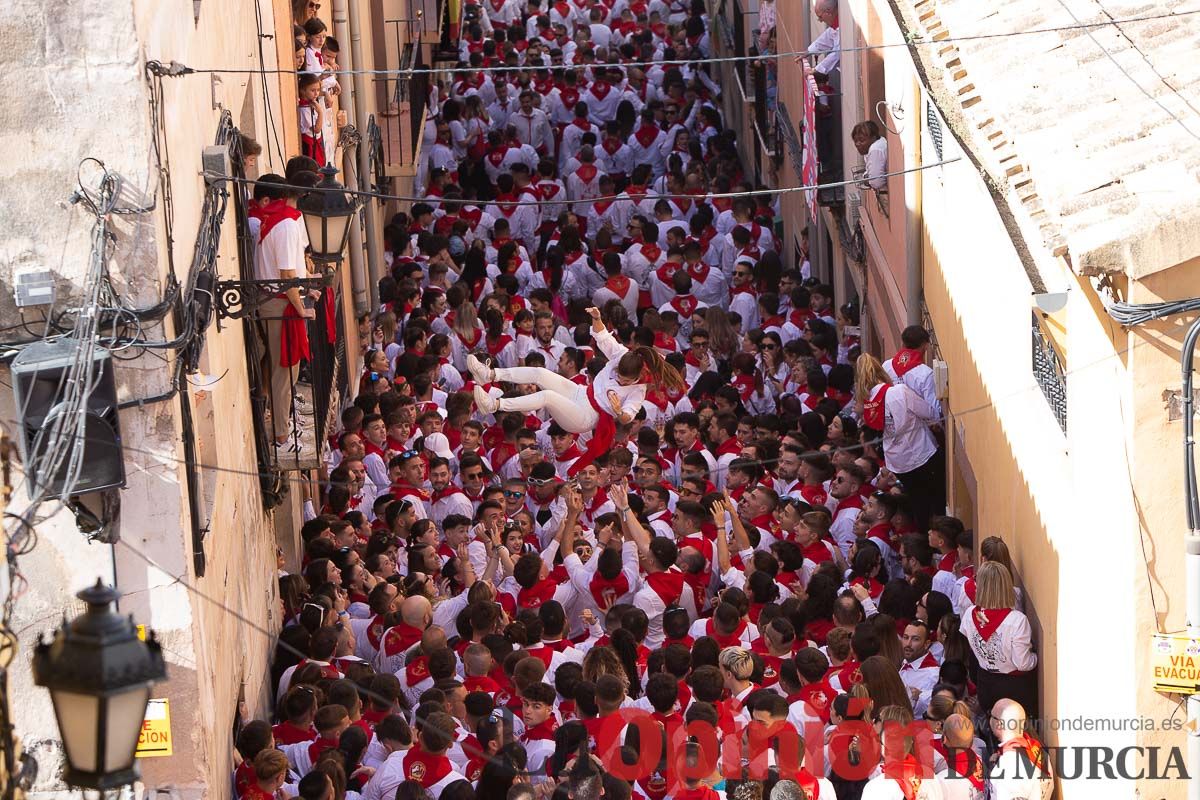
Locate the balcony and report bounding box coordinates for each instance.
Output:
[378,30,429,175]
[218,169,352,502]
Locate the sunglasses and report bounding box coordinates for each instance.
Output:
[503,490,526,499]
[527,477,555,486]
[762,344,778,350]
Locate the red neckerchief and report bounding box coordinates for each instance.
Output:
[704,617,747,649]
[594,198,615,215]
[645,569,685,605]
[272,720,316,745]
[589,569,630,611]
[863,384,889,431]
[307,736,340,766]
[521,717,559,743]
[715,437,742,458]
[517,577,558,609]
[487,145,509,167]
[463,674,502,694]
[405,654,431,686]
[999,733,1048,773]
[391,481,430,503]
[633,124,660,149]
[571,116,593,133]
[381,622,424,656]
[762,314,785,329]
[537,180,562,199]
[685,260,710,284]
[946,748,985,790]
[494,192,518,216]
[489,0,505,10]
[602,136,624,156]
[560,87,580,108]
[485,334,513,356]
[732,373,755,401]
[627,184,649,205]
[590,81,612,101]
[403,746,454,788]
[849,575,884,599]
[836,659,863,689]
[669,294,699,318]
[791,683,836,725]
[602,275,631,298]
[671,196,692,215]
[892,348,924,377]
[257,199,303,242]
[460,206,483,230]
[902,652,940,672]
[750,513,781,538]
[972,606,1012,641]
[575,163,599,184]
[937,550,957,573]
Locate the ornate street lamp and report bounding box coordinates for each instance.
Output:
[298,164,359,264]
[32,580,166,790]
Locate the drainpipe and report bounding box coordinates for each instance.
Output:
[346,0,385,310]
[904,75,924,327]
[332,0,369,316]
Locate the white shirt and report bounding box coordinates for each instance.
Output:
[809,25,841,75]
[635,570,699,649]
[255,213,308,281]
[883,357,943,421]
[869,382,939,474]
[960,606,1037,674]
[899,650,942,718]
[988,746,1053,800]
[860,774,945,799]
[865,136,889,190]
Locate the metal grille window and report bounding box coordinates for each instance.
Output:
[926,99,944,161]
[1031,312,1067,433]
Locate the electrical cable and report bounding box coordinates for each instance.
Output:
[0,321,1160,492]
[206,158,962,207]
[149,7,1200,78]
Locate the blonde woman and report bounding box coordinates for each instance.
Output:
[953,535,1025,616]
[855,353,944,529]
[960,561,1037,717]
[448,299,484,374]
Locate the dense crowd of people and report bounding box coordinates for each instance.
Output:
[239,0,1051,798]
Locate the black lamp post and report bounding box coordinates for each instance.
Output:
[32,580,166,790]
[298,164,359,264]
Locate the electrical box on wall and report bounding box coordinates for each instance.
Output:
[13,268,56,308]
[201,144,231,185]
[934,359,949,400]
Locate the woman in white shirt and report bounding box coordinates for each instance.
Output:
[960,561,1037,718]
[856,354,945,529]
[469,306,685,468]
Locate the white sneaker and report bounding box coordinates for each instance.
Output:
[473,385,499,414]
[466,354,496,384]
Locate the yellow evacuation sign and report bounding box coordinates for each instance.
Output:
[1152,633,1200,693]
[136,698,173,758]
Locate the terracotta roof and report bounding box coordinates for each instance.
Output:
[907,0,1200,277]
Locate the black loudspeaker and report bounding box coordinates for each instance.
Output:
[11,340,126,497]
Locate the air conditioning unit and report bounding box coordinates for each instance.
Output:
[847,189,863,229]
[933,359,949,400]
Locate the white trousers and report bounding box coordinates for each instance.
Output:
[494,367,600,434]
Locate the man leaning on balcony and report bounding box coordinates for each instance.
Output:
[253,174,317,449]
[808,0,840,78]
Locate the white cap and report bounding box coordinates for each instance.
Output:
[423,432,454,461]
